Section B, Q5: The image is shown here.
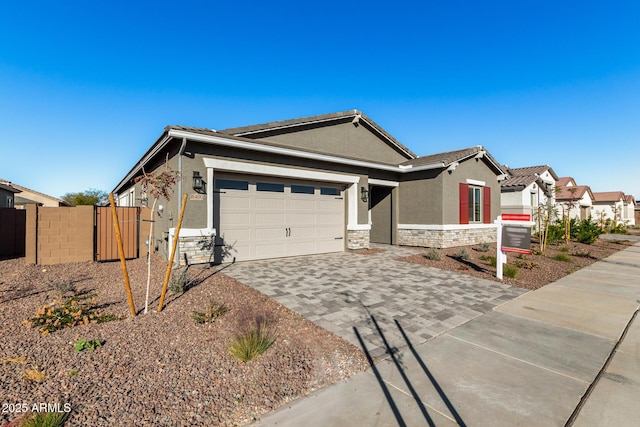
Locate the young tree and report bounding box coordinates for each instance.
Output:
[134,157,180,313]
[61,188,108,206]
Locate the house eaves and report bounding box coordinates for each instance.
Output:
[112,128,445,194]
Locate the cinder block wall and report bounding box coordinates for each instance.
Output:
[37,206,94,265]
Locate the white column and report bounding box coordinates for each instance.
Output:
[207,167,214,230]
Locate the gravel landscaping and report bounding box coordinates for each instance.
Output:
[396,237,636,290]
[0,256,367,426]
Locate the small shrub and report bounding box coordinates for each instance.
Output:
[424,248,441,261]
[516,253,525,259]
[454,248,471,261]
[559,246,569,253]
[74,339,102,353]
[169,268,192,294]
[480,255,497,267]
[571,249,592,258]
[192,300,230,324]
[553,253,572,262]
[50,279,77,297]
[20,411,69,427]
[229,310,276,362]
[576,218,601,244]
[477,242,491,252]
[503,264,519,279]
[512,260,538,270]
[24,293,119,334]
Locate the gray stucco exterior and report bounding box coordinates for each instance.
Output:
[114,110,506,263]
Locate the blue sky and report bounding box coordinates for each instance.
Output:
[1,1,639,200]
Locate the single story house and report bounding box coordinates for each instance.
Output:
[554,177,594,221]
[0,182,21,208]
[592,191,626,225]
[500,165,558,222]
[113,110,507,265]
[0,179,70,208]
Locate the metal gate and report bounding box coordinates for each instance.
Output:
[95,206,139,261]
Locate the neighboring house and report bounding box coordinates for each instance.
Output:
[0,182,21,208]
[500,165,558,221]
[0,179,70,208]
[113,110,507,265]
[592,191,626,225]
[623,195,636,226]
[555,185,595,221]
[635,200,640,226]
[554,177,595,221]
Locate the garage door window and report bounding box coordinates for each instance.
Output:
[215,179,248,190]
[257,182,285,192]
[291,185,314,194]
[320,187,340,196]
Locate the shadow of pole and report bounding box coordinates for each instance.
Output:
[395,319,467,427]
[367,311,437,427]
[353,326,407,427]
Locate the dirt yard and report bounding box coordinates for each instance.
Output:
[0,256,367,426]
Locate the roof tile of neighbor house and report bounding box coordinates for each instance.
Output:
[501,174,538,188]
[625,194,635,204]
[592,191,625,202]
[0,182,21,193]
[218,109,418,159]
[400,146,504,173]
[556,185,592,201]
[507,165,558,178]
[165,125,402,167]
[556,177,575,187]
[0,179,70,206]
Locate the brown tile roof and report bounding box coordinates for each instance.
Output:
[555,185,592,201]
[556,177,575,186]
[501,174,537,188]
[507,165,558,180]
[592,191,625,202]
[218,109,417,159]
[400,145,504,172]
[625,194,635,203]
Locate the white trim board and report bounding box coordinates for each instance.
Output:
[398,224,497,230]
[368,178,399,187]
[203,158,360,184]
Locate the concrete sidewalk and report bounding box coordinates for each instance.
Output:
[252,243,640,427]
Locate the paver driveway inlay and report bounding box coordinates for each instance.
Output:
[224,245,527,359]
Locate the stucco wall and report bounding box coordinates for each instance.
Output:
[251,120,411,164]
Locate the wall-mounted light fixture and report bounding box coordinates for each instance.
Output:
[361,186,369,203]
[193,171,206,194]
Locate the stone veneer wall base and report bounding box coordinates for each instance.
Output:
[347,229,370,250]
[398,226,497,249]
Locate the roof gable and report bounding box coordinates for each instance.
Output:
[402,146,505,175]
[592,191,625,203]
[507,165,559,180]
[556,177,576,187]
[556,185,593,201]
[218,110,416,164]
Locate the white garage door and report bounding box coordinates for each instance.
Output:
[216,175,345,262]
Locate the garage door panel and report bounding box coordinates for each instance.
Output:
[223,196,252,210]
[255,227,286,240]
[218,176,344,262]
[255,242,286,258]
[255,197,285,210]
[255,212,285,225]
[286,199,316,211]
[286,212,317,225]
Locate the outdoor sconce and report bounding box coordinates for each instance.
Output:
[361,186,369,203]
[193,171,206,194]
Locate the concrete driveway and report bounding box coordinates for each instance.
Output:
[224,244,527,359]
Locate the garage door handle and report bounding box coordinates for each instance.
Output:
[334,237,343,240]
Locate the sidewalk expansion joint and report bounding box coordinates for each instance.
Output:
[564,305,640,427]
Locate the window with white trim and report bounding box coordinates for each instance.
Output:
[468,186,482,223]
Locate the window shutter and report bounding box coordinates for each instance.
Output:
[459,183,469,224]
[483,186,491,224]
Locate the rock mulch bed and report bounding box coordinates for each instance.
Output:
[397,238,635,290]
[0,256,368,426]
